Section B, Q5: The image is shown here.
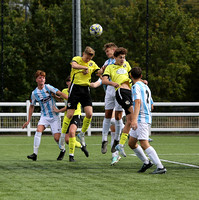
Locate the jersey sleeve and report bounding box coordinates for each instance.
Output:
[93,62,100,73]
[70,56,79,64]
[132,84,141,101]
[46,84,59,94]
[103,65,111,77]
[30,92,36,106]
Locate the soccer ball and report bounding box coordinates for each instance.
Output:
[90,24,103,36]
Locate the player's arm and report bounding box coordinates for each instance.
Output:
[90,78,102,88]
[22,105,34,128]
[53,106,67,113]
[56,90,68,100]
[51,92,64,102]
[102,75,119,88]
[131,99,141,130]
[71,61,88,70]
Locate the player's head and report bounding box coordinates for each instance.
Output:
[103,42,118,58]
[82,46,95,62]
[35,70,46,85]
[130,67,142,80]
[66,76,71,87]
[35,70,46,79]
[114,47,127,66]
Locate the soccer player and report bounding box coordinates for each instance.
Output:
[22,70,68,161]
[53,76,89,162]
[63,46,101,147]
[128,67,166,174]
[100,43,125,165]
[102,47,133,158]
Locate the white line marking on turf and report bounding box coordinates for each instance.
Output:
[129,154,199,168]
[160,159,199,169]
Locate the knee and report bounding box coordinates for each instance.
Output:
[86,113,92,119]
[54,134,60,142]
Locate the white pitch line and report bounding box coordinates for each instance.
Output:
[160,159,199,169]
[129,154,199,168]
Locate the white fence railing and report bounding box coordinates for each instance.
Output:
[0,101,199,136]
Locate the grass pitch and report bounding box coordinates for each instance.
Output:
[0,135,199,200]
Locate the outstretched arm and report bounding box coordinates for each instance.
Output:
[22,105,34,128]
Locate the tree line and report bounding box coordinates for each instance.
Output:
[0,0,199,102]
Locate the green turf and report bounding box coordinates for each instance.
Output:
[0,135,199,200]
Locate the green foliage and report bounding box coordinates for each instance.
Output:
[0,0,199,102]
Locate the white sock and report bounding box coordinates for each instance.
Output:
[115,119,124,141]
[112,151,118,157]
[59,133,65,151]
[33,132,42,155]
[102,118,111,141]
[111,132,115,147]
[145,146,163,168]
[133,145,149,164]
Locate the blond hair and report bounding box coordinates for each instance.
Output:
[84,46,95,56]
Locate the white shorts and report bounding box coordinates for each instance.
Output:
[129,122,150,140]
[38,115,61,134]
[105,86,123,111]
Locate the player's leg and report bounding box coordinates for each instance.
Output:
[101,109,113,154]
[116,107,133,157]
[78,105,92,146]
[50,116,66,160]
[68,124,77,162]
[110,123,121,165]
[101,92,115,154]
[128,127,153,172]
[139,123,166,174]
[111,107,124,153]
[27,124,45,161]
[69,116,89,161]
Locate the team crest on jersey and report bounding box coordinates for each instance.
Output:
[123,63,127,68]
[89,63,93,66]
[125,100,130,105]
[67,103,71,107]
[116,68,127,74]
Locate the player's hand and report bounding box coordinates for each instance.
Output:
[142,80,148,85]
[131,120,138,130]
[22,122,29,129]
[112,82,119,88]
[82,68,89,75]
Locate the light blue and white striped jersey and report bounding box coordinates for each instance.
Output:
[103,58,115,67]
[103,58,115,92]
[31,84,59,118]
[132,81,152,124]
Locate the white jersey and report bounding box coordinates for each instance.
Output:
[131,81,152,124]
[31,84,59,118]
[103,58,116,94]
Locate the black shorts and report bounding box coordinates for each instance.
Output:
[67,84,92,109]
[116,88,133,115]
[66,115,81,133]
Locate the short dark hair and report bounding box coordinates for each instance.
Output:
[66,76,71,82]
[130,67,142,79]
[113,47,127,58]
